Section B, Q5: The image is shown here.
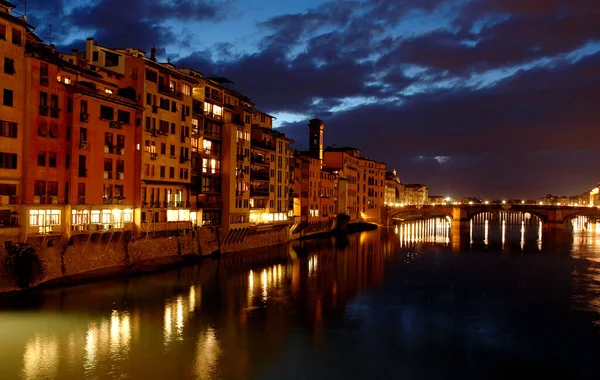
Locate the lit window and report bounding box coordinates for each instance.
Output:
[102,210,111,224]
[213,105,222,116]
[105,88,114,94]
[112,209,123,228]
[91,210,100,224]
[182,84,191,96]
[123,209,133,223]
[72,210,89,225]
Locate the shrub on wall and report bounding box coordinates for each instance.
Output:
[4,243,43,288]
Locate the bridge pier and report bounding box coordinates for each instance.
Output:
[451,219,470,252]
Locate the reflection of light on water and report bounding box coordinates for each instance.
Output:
[521,221,525,251]
[502,220,506,248]
[194,327,221,379]
[85,326,96,371]
[396,218,451,246]
[248,270,254,306]
[164,305,172,345]
[176,296,184,337]
[261,269,268,302]
[22,335,60,380]
[189,286,197,313]
[470,220,473,245]
[538,221,543,251]
[308,256,318,278]
[484,220,489,247]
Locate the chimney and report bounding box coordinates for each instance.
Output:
[151,47,157,62]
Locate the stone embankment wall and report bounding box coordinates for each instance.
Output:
[0,221,334,294]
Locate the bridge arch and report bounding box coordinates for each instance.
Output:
[467,209,548,223]
[558,209,600,225]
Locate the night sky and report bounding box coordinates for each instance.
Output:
[22,0,600,199]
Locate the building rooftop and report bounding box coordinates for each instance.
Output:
[0,1,16,9]
[324,146,360,152]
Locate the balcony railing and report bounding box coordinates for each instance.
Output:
[79,141,89,150]
[201,148,221,157]
[158,84,183,100]
[80,113,89,122]
[197,201,223,209]
[252,139,276,151]
[102,197,125,205]
[251,156,269,165]
[203,129,221,139]
[39,105,48,116]
[204,92,223,103]
[109,121,123,130]
[250,189,269,197]
[204,111,222,121]
[251,170,270,182]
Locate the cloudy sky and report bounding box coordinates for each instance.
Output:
[22,0,600,199]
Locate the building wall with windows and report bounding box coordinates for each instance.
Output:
[323,148,359,221]
[0,2,27,236]
[114,45,198,232]
[249,118,291,225]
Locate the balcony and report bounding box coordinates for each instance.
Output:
[102,197,125,205]
[192,103,203,116]
[204,92,223,104]
[79,141,89,150]
[201,148,220,157]
[251,170,270,182]
[250,188,269,197]
[150,152,158,160]
[179,156,190,164]
[78,169,87,178]
[80,113,89,122]
[204,111,222,121]
[39,105,48,116]
[251,155,269,166]
[252,139,276,151]
[158,84,183,100]
[109,121,123,130]
[197,201,223,209]
[203,129,221,140]
[191,127,201,137]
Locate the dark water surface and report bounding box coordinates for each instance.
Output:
[1,217,600,379]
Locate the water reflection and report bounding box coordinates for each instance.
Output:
[1,226,600,379]
[395,217,450,246]
[23,335,59,380]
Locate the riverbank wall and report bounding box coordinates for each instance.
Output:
[0,220,339,294]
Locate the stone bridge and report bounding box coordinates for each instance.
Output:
[384,204,600,228]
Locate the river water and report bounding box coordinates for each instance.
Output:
[1,215,600,379]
